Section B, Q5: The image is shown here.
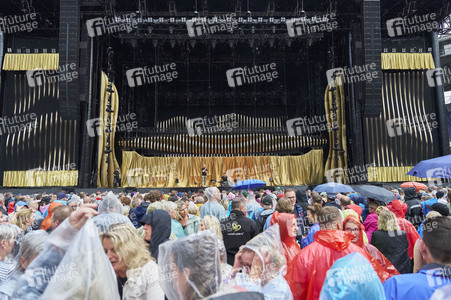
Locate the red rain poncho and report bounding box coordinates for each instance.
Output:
[343,215,400,276]
[271,212,301,295]
[290,229,396,300]
[386,199,420,259]
[272,212,301,262]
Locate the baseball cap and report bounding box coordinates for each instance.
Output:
[57,192,67,200]
[320,192,327,197]
[261,196,273,206]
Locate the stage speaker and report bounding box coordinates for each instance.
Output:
[64,187,76,194]
[59,0,80,121]
[123,187,138,194]
[362,0,382,117]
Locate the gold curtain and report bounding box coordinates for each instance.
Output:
[324,77,347,183]
[367,166,428,182]
[3,170,78,187]
[97,72,120,187]
[381,53,435,70]
[2,53,59,71]
[121,150,324,188]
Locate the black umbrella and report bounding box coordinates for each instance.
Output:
[352,185,396,204]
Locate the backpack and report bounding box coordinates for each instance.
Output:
[256,212,272,233]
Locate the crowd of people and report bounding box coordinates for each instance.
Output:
[0,185,449,299]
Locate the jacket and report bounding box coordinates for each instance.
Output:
[291,230,394,300]
[183,214,200,236]
[130,202,150,228]
[122,260,164,300]
[171,219,186,239]
[140,210,171,262]
[370,230,412,274]
[386,199,420,259]
[383,263,451,300]
[300,223,320,248]
[363,212,378,243]
[220,210,259,265]
[404,187,423,226]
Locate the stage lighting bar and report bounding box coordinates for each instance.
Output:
[109,16,297,26]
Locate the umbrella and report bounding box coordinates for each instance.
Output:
[400,181,428,192]
[352,185,396,204]
[406,155,451,178]
[232,179,266,190]
[312,183,354,195]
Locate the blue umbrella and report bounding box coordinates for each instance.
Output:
[313,182,354,195]
[232,179,266,190]
[407,155,451,178]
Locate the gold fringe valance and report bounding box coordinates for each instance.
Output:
[121,150,324,188]
[381,53,435,70]
[367,166,428,182]
[2,53,59,71]
[3,170,78,187]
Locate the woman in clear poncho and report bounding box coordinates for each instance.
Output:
[100,223,164,300]
[0,230,48,299]
[158,230,264,300]
[228,224,293,300]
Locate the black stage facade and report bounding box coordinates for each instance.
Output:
[0,0,450,189]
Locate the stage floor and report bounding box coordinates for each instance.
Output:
[0,183,412,195]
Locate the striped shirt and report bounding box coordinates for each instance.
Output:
[0,261,15,283]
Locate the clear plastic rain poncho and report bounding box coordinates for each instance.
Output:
[0,224,24,263]
[13,218,119,300]
[231,224,292,300]
[319,252,385,300]
[246,193,261,216]
[158,229,225,300]
[0,230,49,299]
[93,192,133,233]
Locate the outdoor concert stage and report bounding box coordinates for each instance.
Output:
[0,0,449,189]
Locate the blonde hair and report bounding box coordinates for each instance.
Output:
[100,223,153,270]
[188,202,198,215]
[12,208,33,231]
[174,200,186,221]
[219,199,229,211]
[378,209,401,231]
[374,206,388,216]
[201,216,223,239]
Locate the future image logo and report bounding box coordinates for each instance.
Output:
[226,64,278,88]
[386,113,438,138]
[426,167,451,187]
[186,114,238,136]
[426,67,451,87]
[326,63,379,87]
[286,13,338,37]
[26,64,78,87]
[125,63,178,87]
[386,13,439,38]
[186,13,237,37]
